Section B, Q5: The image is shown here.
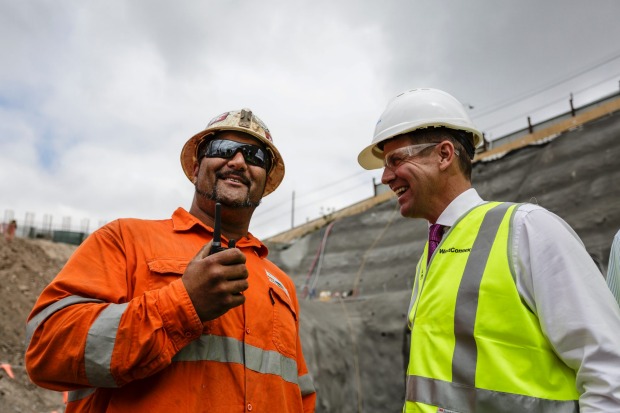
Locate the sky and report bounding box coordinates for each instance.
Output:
[2,0,620,240]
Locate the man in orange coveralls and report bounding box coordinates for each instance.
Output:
[25,108,317,412]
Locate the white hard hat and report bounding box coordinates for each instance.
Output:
[181,108,284,197]
[358,88,484,170]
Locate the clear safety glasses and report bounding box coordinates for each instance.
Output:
[383,143,438,169]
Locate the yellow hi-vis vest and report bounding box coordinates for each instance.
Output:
[405,202,579,413]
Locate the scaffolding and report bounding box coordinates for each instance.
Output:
[1,209,101,245]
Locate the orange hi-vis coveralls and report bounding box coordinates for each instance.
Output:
[25,207,316,412]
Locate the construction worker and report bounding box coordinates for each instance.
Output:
[358,88,620,412]
[25,109,316,412]
[5,219,17,241]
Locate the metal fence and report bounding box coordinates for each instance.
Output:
[2,209,106,245]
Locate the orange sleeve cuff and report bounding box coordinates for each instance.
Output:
[157,278,204,350]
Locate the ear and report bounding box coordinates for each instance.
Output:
[438,141,456,171]
[192,162,200,184]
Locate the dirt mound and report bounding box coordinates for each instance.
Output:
[0,237,76,413]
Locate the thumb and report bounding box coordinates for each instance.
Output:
[194,241,213,260]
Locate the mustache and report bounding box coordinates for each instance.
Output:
[216,170,250,186]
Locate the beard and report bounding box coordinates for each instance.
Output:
[195,171,262,209]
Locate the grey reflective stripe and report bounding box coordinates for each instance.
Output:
[68,375,316,403]
[68,335,315,404]
[68,388,96,402]
[85,302,128,387]
[174,334,244,363]
[406,376,578,413]
[173,335,303,386]
[246,342,298,384]
[451,202,512,385]
[298,373,316,396]
[25,296,105,347]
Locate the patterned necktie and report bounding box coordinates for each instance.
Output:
[427,224,444,264]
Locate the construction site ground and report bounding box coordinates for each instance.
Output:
[0,238,75,413]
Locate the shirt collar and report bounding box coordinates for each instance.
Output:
[172,207,202,231]
[171,207,269,257]
[434,188,485,228]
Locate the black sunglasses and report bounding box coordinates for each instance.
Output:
[200,139,271,170]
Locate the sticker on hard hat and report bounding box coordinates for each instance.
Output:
[207,112,230,126]
[253,117,273,142]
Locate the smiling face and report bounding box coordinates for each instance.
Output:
[380,134,442,221]
[192,130,268,212]
[379,129,472,223]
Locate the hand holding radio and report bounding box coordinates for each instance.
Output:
[182,203,248,321]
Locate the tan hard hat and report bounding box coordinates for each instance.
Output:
[180,108,285,197]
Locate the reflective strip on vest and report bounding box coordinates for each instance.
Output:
[85,302,129,387]
[451,202,511,385]
[407,376,578,413]
[25,296,105,347]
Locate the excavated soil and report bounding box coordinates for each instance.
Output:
[0,237,76,413]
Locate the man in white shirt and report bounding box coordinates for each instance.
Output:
[357,88,620,412]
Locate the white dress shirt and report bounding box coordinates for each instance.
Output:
[434,188,620,412]
[607,229,620,306]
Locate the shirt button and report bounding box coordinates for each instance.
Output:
[246,328,251,334]
[247,403,253,411]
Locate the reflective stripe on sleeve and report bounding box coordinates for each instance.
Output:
[85,302,129,387]
[68,388,96,402]
[298,373,316,396]
[25,296,105,348]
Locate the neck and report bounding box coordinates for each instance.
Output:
[427,175,472,224]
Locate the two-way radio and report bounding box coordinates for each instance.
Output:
[209,202,236,255]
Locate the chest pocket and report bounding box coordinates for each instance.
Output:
[147,258,219,333]
[269,287,298,358]
[146,258,187,291]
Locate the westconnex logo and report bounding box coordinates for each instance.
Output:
[438,246,472,254]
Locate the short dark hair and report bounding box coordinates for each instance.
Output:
[398,127,473,180]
